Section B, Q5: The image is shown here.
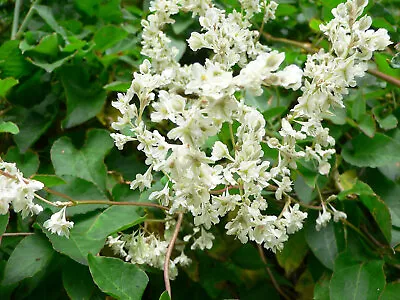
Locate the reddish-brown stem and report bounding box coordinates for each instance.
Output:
[164,213,183,299]
[257,244,291,300]
[367,68,400,88]
[44,187,75,202]
[73,200,169,211]
[210,185,240,195]
[0,169,169,210]
[2,232,34,237]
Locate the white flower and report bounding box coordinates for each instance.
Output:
[110,133,135,150]
[43,206,74,238]
[273,176,292,200]
[276,65,303,90]
[191,227,215,250]
[282,204,308,234]
[211,141,233,161]
[173,251,192,266]
[107,235,128,258]
[316,204,332,231]
[130,167,153,192]
[149,183,171,206]
[329,204,347,222]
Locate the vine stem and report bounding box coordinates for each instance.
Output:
[11,0,22,40]
[34,193,60,207]
[367,68,400,88]
[0,232,34,245]
[262,32,317,53]
[164,213,183,299]
[1,232,34,237]
[210,185,239,195]
[0,169,169,211]
[72,200,169,211]
[14,0,41,40]
[257,244,291,300]
[341,219,378,249]
[44,187,75,202]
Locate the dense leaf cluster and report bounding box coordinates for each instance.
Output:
[0,0,399,299]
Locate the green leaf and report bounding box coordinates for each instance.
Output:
[244,89,270,112]
[59,66,107,128]
[88,254,149,300]
[294,174,314,203]
[11,94,58,152]
[0,40,34,78]
[305,220,337,270]
[351,93,366,121]
[391,52,400,69]
[374,53,400,79]
[329,253,385,300]
[275,4,298,17]
[309,18,322,32]
[31,175,66,187]
[2,235,54,286]
[5,147,39,177]
[47,177,108,215]
[74,0,123,23]
[371,177,400,227]
[378,115,398,131]
[27,52,76,73]
[103,81,131,92]
[51,129,113,191]
[313,274,330,300]
[0,121,19,135]
[339,181,392,242]
[38,212,106,265]
[342,133,400,168]
[93,25,128,52]
[170,37,186,62]
[276,230,308,275]
[86,206,145,240]
[357,114,376,138]
[159,291,171,300]
[33,5,68,40]
[0,78,18,98]
[262,106,287,120]
[20,33,59,57]
[171,17,194,35]
[372,106,398,131]
[391,228,400,248]
[0,213,9,236]
[62,259,102,300]
[231,244,263,270]
[380,283,400,300]
[372,17,395,32]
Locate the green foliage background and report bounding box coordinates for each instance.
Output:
[0,0,399,299]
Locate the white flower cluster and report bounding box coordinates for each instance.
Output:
[268,0,391,177]
[0,159,74,238]
[0,160,43,218]
[107,224,191,279]
[110,0,390,254]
